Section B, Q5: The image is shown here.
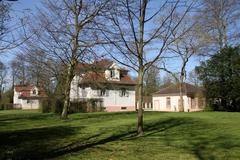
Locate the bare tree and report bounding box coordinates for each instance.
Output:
[188,69,201,86]
[0,1,10,52]
[24,0,110,119]
[0,0,27,54]
[160,14,205,112]
[17,49,53,88]
[10,54,28,85]
[0,61,7,100]
[101,0,196,135]
[197,0,240,52]
[144,65,160,96]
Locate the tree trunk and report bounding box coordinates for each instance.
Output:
[61,63,75,119]
[179,82,184,112]
[137,67,144,136]
[179,74,184,112]
[61,8,79,119]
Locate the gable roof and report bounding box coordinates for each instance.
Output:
[76,59,136,85]
[79,71,136,85]
[15,86,34,91]
[76,59,113,73]
[153,83,204,96]
[15,86,47,99]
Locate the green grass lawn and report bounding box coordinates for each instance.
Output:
[0,110,240,160]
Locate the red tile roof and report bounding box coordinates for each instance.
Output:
[80,71,136,85]
[76,59,136,85]
[15,86,47,99]
[76,59,113,73]
[15,86,33,91]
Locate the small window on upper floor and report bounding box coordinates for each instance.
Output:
[110,70,115,78]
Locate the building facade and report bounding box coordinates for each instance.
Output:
[13,86,47,109]
[70,59,136,112]
[152,83,205,112]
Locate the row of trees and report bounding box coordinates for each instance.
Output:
[1,0,240,136]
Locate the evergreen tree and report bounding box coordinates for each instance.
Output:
[196,46,240,111]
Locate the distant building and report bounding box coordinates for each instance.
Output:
[136,96,153,111]
[13,86,47,109]
[152,83,206,112]
[70,59,136,112]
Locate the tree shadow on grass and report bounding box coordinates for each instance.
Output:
[1,116,239,160]
[0,113,56,127]
[144,118,240,160]
[45,117,240,160]
[69,111,137,121]
[0,125,83,160]
[42,118,188,159]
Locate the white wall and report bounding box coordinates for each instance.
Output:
[13,89,21,105]
[70,75,136,110]
[152,95,190,112]
[21,99,40,110]
[13,88,40,109]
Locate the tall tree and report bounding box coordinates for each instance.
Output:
[156,12,204,112]
[0,0,26,54]
[0,61,6,100]
[197,0,240,52]
[196,46,240,111]
[24,0,110,119]
[144,65,160,96]
[0,1,10,52]
[10,54,28,85]
[101,0,195,135]
[188,69,201,86]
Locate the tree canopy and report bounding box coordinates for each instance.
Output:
[196,46,240,111]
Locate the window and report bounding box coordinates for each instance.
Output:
[178,99,184,110]
[110,70,115,78]
[120,88,128,97]
[27,100,33,104]
[198,98,204,109]
[99,89,108,97]
[192,98,196,109]
[166,97,171,109]
[79,84,85,90]
[121,107,127,110]
[100,89,105,96]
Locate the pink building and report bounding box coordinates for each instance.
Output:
[152,83,206,112]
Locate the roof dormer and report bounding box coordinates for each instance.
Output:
[105,63,120,81]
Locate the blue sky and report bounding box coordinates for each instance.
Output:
[1,0,202,81]
[1,0,41,61]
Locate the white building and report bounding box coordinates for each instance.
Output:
[70,59,136,112]
[152,83,206,112]
[13,86,47,109]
